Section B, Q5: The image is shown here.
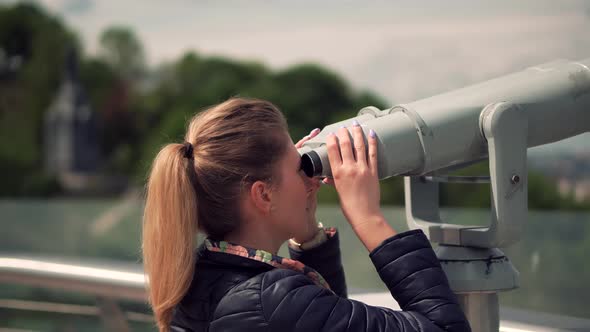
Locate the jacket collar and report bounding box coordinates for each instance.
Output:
[203,238,331,290]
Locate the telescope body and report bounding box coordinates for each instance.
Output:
[298,58,590,332]
[299,58,590,179]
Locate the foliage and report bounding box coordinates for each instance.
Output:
[98,26,146,81]
[0,3,77,195]
[439,160,590,210]
[0,3,587,210]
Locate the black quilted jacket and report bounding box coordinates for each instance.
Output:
[171,229,471,331]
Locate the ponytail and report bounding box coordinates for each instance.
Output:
[141,98,289,330]
[142,143,198,331]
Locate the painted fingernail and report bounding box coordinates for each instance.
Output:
[339,125,346,129]
[309,128,320,136]
[352,120,360,127]
[370,129,376,138]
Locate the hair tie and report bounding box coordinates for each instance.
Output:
[182,142,194,159]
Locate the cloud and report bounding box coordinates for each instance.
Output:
[30,0,92,14]
[61,0,92,14]
[13,0,590,153]
[350,15,590,103]
[38,1,588,103]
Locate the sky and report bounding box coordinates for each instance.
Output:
[4,0,590,156]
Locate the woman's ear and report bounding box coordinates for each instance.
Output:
[249,180,273,215]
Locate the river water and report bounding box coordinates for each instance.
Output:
[1,200,589,329]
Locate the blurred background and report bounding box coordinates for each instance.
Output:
[0,0,589,330]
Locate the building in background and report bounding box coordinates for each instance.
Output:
[45,48,99,175]
[44,48,126,194]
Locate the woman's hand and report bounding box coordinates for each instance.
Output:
[294,128,320,149]
[326,121,396,251]
[293,128,322,243]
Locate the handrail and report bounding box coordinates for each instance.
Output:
[2,254,590,331]
[0,254,147,302]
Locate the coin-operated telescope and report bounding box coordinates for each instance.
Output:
[299,58,590,332]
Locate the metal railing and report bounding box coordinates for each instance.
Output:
[3,254,590,332]
[0,254,150,331]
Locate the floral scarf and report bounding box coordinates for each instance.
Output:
[204,229,335,290]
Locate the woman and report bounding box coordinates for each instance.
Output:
[142,98,471,332]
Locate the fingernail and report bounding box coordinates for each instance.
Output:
[370,129,376,138]
[328,132,335,136]
[352,120,360,127]
[309,128,320,135]
[339,125,346,129]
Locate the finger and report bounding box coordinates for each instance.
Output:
[295,128,320,148]
[326,132,342,167]
[351,121,366,166]
[294,137,307,148]
[308,128,321,138]
[322,178,335,186]
[368,129,378,175]
[337,126,354,163]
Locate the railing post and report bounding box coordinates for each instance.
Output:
[96,296,131,332]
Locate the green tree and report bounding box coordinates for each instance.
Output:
[270,64,354,139]
[1,3,586,211]
[84,26,149,175]
[79,56,140,174]
[438,160,588,210]
[0,3,77,196]
[99,26,145,81]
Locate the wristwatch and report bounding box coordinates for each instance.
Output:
[288,222,327,251]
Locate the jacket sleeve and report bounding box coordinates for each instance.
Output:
[212,229,470,332]
[288,229,348,298]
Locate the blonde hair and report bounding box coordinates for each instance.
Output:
[142,98,288,331]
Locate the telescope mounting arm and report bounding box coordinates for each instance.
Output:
[406,102,528,248]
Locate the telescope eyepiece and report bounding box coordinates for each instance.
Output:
[300,150,322,178]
